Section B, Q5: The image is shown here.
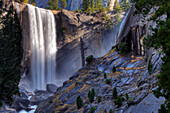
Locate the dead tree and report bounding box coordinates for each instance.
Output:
[80,37,88,67]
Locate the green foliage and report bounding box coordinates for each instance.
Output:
[82,0,90,11]
[133,0,170,112]
[104,109,107,113]
[82,0,103,13]
[22,0,29,3]
[112,66,116,73]
[88,89,95,103]
[105,79,111,84]
[104,72,107,79]
[125,93,129,100]
[118,42,129,55]
[0,5,23,106]
[113,87,118,99]
[114,96,123,107]
[86,55,94,63]
[76,9,79,13]
[109,109,113,113]
[147,57,153,75]
[76,95,83,109]
[60,0,67,9]
[113,0,122,12]
[98,96,101,103]
[120,0,131,11]
[88,107,96,113]
[114,12,121,26]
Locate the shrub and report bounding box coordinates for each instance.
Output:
[76,9,79,13]
[113,87,118,99]
[92,88,95,96]
[118,42,129,55]
[104,73,107,79]
[76,95,83,109]
[105,79,111,84]
[88,89,95,103]
[112,66,116,73]
[114,96,122,107]
[98,96,101,103]
[86,55,94,63]
[88,107,96,113]
[125,93,129,100]
[104,109,107,113]
[109,109,113,113]
[148,57,153,75]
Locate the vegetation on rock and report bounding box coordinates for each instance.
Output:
[113,87,118,99]
[86,55,94,63]
[120,0,131,11]
[88,89,95,103]
[133,0,170,112]
[76,95,83,109]
[105,79,111,84]
[88,106,96,113]
[147,57,153,75]
[98,96,101,103]
[118,42,130,55]
[112,66,116,73]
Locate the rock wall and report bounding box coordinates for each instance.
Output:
[12,2,123,91]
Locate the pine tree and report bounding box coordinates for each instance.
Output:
[90,0,95,12]
[113,87,118,99]
[60,0,67,9]
[0,5,23,106]
[76,95,83,109]
[47,0,54,10]
[95,0,103,10]
[82,0,90,11]
[53,0,59,10]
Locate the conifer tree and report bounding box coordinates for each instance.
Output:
[47,0,54,10]
[82,0,90,11]
[60,0,67,9]
[0,5,23,106]
[53,0,59,10]
[90,0,95,12]
[95,0,103,10]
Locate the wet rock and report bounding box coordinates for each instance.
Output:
[46,84,58,94]
[30,95,44,105]
[14,98,30,111]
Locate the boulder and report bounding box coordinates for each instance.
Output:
[30,95,44,105]
[14,98,30,111]
[46,84,58,94]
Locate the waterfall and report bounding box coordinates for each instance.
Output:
[27,4,57,90]
[118,10,130,37]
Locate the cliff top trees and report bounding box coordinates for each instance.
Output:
[120,0,130,11]
[60,0,67,9]
[0,5,23,106]
[133,0,170,112]
[47,0,59,10]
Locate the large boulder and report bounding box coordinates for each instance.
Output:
[46,84,58,94]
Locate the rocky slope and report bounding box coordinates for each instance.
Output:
[35,48,164,113]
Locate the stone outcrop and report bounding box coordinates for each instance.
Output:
[35,48,163,113]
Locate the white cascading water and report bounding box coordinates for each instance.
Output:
[118,10,130,37]
[28,4,57,90]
